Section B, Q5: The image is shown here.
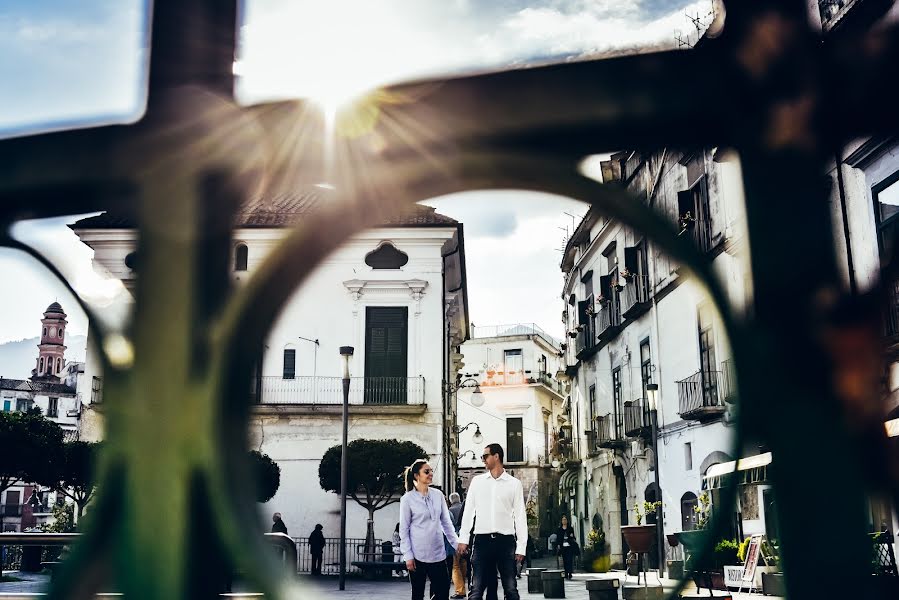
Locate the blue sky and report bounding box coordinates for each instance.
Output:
[0,0,709,346]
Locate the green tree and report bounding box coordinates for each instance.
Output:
[0,408,64,518]
[41,441,100,518]
[248,450,280,503]
[319,439,427,545]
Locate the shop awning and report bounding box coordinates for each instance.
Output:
[702,452,772,490]
[559,468,579,491]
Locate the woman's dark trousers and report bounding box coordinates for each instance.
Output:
[409,559,450,600]
[561,548,574,577]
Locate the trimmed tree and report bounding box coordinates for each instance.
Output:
[248,450,281,503]
[319,439,427,551]
[0,407,64,508]
[43,441,100,518]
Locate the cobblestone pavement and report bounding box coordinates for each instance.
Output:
[0,569,784,599]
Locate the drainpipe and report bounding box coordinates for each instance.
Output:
[835,152,858,294]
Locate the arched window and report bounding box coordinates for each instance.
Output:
[364,242,408,269]
[681,492,699,531]
[43,328,47,337]
[235,244,248,271]
[56,358,61,373]
[59,329,63,339]
[40,357,45,371]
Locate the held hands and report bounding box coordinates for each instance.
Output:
[457,543,469,555]
[515,554,526,563]
[406,559,416,572]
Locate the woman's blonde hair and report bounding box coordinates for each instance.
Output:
[404,459,429,492]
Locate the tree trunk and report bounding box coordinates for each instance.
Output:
[364,508,377,557]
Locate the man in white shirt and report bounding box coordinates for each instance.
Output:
[457,443,528,600]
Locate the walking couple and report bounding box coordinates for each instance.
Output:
[398,443,528,600]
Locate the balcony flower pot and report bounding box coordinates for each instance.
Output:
[620,524,656,554]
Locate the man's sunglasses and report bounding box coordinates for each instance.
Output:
[481,453,493,461]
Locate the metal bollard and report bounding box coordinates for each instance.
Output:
[526,567,548,593]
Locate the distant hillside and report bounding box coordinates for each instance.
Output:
[0,335,87,379]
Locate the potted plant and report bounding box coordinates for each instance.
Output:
[620,267,633,281]
[580,527,610,573]
[621,501,661,554]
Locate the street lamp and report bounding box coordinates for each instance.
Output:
[455,377,484,407]
[646,382,665,577]
[456,422,483,445]
[338,345,354,591]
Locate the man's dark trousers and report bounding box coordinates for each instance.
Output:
[469,534,519,600]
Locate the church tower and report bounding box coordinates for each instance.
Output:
[32,301,67,381]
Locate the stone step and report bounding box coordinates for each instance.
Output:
[621,583,664,600]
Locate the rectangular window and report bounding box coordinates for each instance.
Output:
[16,399,30,412]
[364,307,409,404]
[91,376,103,404]
[698,306,719,406]
[640,339,652,399]
[506,417,524,462]
[588,384,597,426]
[684,442,693,470]
[47,397,58,418]
[504,349,523,383]
[612,367,622,436]
[2,400,9,412]
[282,349,296,379]
[544,419,550,463]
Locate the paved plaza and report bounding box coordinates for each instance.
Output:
[0,569,784,599]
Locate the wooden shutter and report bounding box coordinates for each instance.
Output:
[365,307,408,403]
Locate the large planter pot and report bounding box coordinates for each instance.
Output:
[621,524,657,554]
[762,571,786,596]
[674,530,710,555]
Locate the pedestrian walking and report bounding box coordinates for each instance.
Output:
[309,524,325,575]
[270,512,288,535]
[555,515,577,579]
[448,492,468,599]
[457,443,528,600]
[392,523,406,578]
[399,459,458,600]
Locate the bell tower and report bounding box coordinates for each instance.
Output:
[32,301,67,382]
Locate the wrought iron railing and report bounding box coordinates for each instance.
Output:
[596,413,626,448]
[621,274,651,317]
[720,359,738,403]
[623,399,651,437]
[680,217,714,254]
[677,370,725,418]
[575,314,597,357]
[0,504,23,517]
[255,376,425,405]
[293,537,379,575]
[597,294,622,338]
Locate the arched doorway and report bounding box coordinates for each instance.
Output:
[681,492,698,531]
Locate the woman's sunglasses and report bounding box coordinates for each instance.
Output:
[421,469,433,475]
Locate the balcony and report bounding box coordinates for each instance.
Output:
[677,370,726,422]
[596,413,627,449]
[679,216,714,254]
[623,400,651,438]
[1,504,23,517]
[254,376,425,406]
[575,314,598,359]
[597,294,622,340]
[620,274,651,319]
[720,359,738,403]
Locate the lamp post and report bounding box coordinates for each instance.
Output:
[646,382,665,577]
[338,345,354,591]
[455,422,483,445]
[455,377,484,407]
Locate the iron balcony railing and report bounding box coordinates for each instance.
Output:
[677,370,726,420]
[596,413,627,449]
[720,359,738,403]
[623,399,651,438]
[1,504,23,517]
[575,314,597,358]
[254,376,425,405]
[680,217,714,254]
[621,274,651,318]
[471,323,562,348]
[597,294,622,339]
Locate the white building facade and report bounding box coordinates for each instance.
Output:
[71,192,469,546]
[455,324,566,550]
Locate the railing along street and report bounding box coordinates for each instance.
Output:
[255,376,424,405]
